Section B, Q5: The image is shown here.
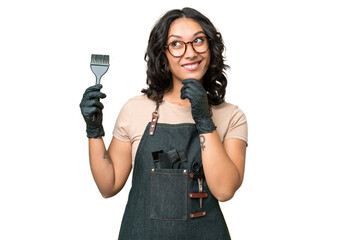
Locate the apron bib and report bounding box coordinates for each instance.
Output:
[118,106,231,239]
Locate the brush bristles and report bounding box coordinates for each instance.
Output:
[91,54,109,64]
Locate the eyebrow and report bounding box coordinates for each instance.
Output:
[168,31,206,40]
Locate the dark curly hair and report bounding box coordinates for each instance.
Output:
[141,7,229,106]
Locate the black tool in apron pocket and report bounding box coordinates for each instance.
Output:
[152,149,188,169]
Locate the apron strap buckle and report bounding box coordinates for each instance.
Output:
[149,112,159,136]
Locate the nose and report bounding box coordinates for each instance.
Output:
[183,42,197,58]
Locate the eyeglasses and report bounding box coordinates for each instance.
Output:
[165,37,210,58]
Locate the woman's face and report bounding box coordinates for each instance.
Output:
[165,17,210,84]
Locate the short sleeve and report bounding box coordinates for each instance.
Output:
[224,107,248,145]
[112,100,132,142]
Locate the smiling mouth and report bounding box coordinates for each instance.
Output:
[182,61,201,70]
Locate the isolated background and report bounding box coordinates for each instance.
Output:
[1,0,359,239]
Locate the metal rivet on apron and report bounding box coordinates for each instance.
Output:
[183,169,187,173]
[151,168,155,172]
[190,194,193,197]
[150,131,153,135]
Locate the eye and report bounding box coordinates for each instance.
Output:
[193,37,206,45]
[169,41,183,48]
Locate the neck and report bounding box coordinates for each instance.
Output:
[164,79,191,106]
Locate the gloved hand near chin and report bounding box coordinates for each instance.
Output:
[80,84,106,138]
[181,78,216,134]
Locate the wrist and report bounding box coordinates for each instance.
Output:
[195,117,216,134]
[86,125,105,138]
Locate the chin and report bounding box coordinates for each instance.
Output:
[182,74,205,81]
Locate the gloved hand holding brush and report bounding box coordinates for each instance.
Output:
[80,84,106,138]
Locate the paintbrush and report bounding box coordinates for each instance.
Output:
[90,54,110,84]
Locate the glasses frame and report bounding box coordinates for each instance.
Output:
[165,37,211,58]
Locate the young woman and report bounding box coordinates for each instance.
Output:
[80,7,248,239]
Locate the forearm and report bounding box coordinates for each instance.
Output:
[200,130,241,202]
[89,138,116,198]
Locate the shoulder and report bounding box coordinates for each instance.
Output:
[121,94,156,113]
[114,94,155,139]
[119,94,158,124]
[212,101,246,119]
[124,94,155,106]
[211,101,248,143]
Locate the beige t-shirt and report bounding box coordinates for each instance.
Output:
[113,94,248,166]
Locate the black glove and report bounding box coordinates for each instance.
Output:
[181,79,216,134]
[79,84,106,138]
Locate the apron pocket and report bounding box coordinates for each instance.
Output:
[150,168,188,221]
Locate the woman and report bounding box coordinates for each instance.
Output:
[80,7,248,239]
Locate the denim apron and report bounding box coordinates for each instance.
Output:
[118,105,231,239]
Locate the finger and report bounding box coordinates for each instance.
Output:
[182,79,204,91]
[182,78,199,86]
[81,106,99,120]
[182,83,204,100]
[87,106,102,115]
[180,91,187,100]
[85,84,102,93]
[182,79,205,93]
[82,99,104,110]
[180,85,191,100]
[83,84,103,96]
[91,99,104,110]
[84,91,106,100]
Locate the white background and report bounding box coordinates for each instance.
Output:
[1,0,359,239]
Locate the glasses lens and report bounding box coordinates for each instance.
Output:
[168,41,185,57]
[193,37,209,53]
